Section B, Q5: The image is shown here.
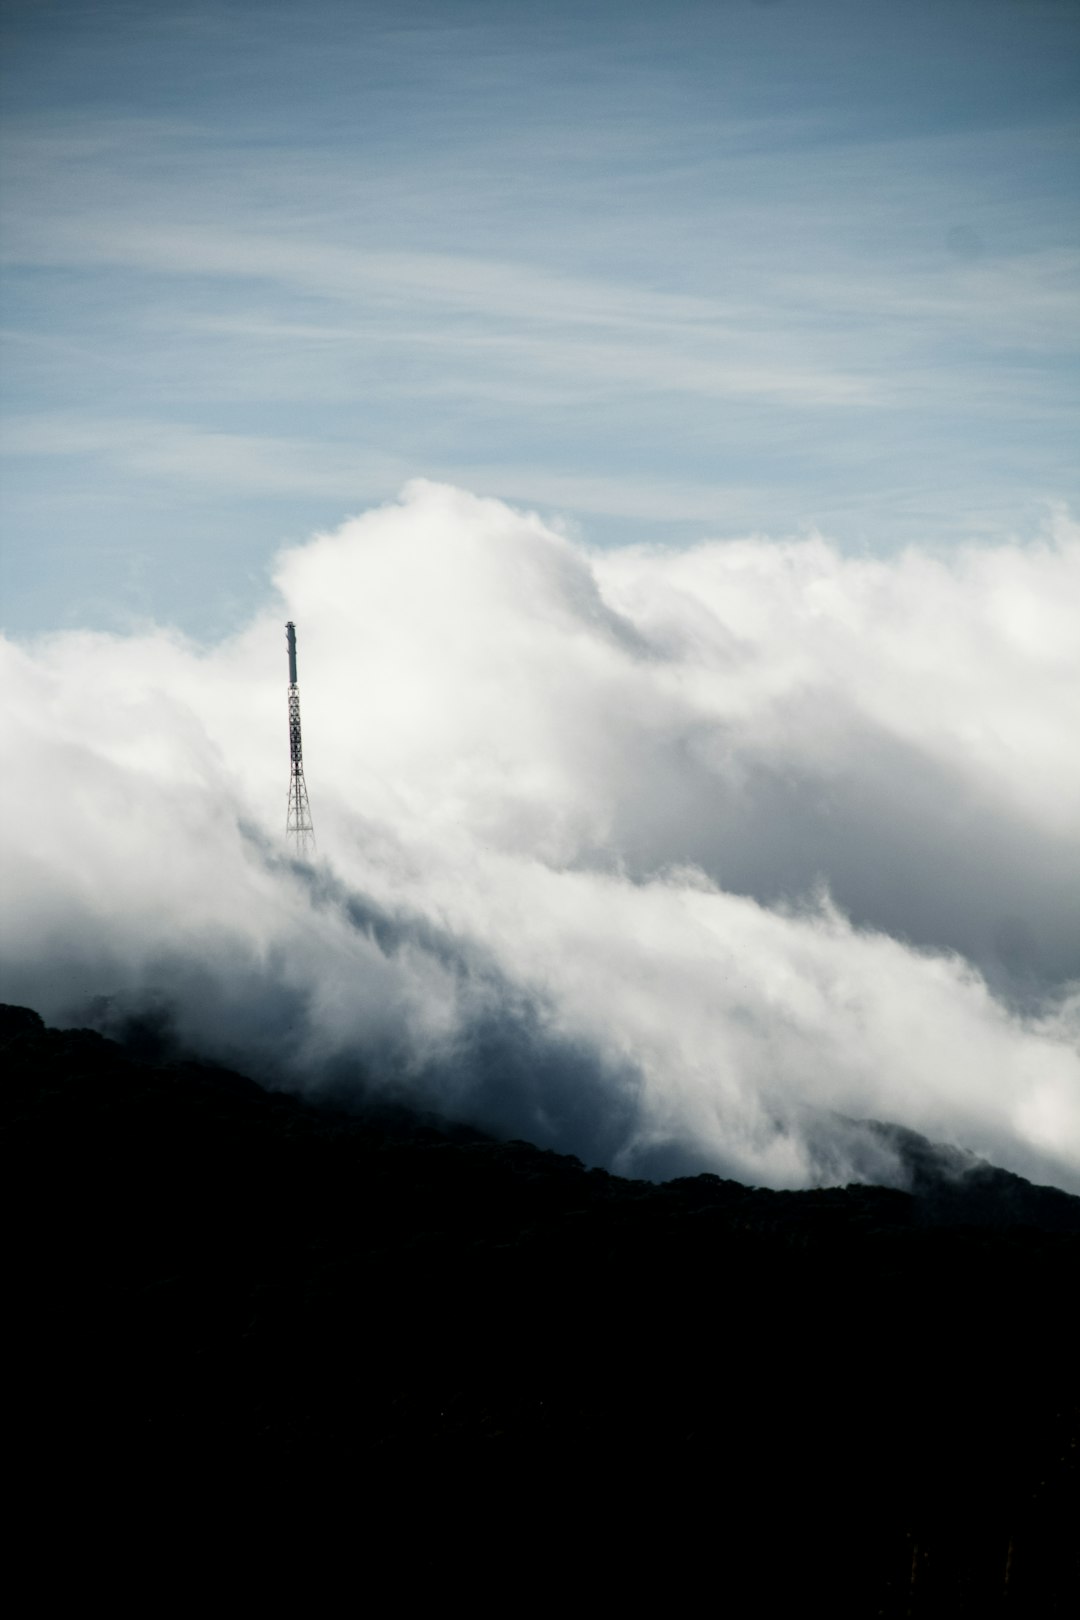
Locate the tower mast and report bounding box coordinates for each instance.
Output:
[285,620,315,855]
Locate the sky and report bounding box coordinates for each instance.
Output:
[1,0,1078,636]
[1,2,1078,1191]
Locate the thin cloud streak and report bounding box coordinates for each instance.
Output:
[9,208,1075,395]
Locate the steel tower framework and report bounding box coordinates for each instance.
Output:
[285,620,315,855]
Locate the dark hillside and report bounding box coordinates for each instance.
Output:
[2,1004,1077,1611]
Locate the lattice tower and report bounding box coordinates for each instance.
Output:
[285,620,315,855]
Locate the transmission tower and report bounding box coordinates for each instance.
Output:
[284,620,315,855]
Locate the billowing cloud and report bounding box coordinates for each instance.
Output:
[2,482,1078,1190]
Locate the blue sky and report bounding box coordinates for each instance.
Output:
[2,0,1078,637]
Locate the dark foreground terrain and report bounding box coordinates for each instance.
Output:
[3,1003,1077,1611]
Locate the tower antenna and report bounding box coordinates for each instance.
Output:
[284,620,315,855]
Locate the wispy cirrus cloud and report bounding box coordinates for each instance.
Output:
[2,0,1078,633]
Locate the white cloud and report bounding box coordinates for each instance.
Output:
[2,483,1078,1190]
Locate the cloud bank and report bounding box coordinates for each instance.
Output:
[2,483,1078,1190]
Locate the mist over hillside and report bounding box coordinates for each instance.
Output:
[3,486,1079,1194]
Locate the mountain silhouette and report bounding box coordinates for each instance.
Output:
[3,1003,1076,1613]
